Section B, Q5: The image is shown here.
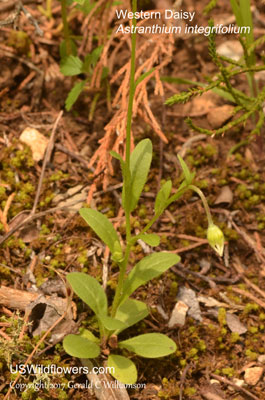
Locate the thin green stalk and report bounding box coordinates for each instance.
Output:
[124,0,137,242]
[131,186,191,244]
[111,244,131,318]
[189,185,213,226]
[111,0,138,316]
[61,0,72,56]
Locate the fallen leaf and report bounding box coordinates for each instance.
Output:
[27,295,75,344]
[168,301,189,327]
[177,287,202,322]
[20,127,49,162]
[217,40,243,61]
[244,367,264,386]
[207,105,234,129]
[226,312,247,334]
[214,185,233,206]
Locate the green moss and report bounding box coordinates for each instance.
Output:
[184,387,196,396]
[169,281,178,297]
[259,313,265,321]
[218,308,227,326]
[187,348,198,358]
[230,332,240,343]
[8,30,31,55]
[197,340,206,351]
[248,326,258,334]
[49,171,69,181]
[221,367,234,377]
[245,349,258,360]
[244,303,259,314]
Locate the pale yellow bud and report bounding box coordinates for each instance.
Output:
[207,224,224,257]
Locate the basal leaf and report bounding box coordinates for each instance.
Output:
[67,272,107,317]
[154,180,172,214]
[107,355,137,384]
[79,208,121,254]
[121,252,180,302]
[115,299,149,334]
[119,333,176,358]
[63,334,100,358]
[65,80,86,111]
[79,328,100,344]
[137,233,160,247]
[60,55,83,76]
[99,315,127,331]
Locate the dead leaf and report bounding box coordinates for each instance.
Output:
[8,210,30,231]
[181,92,219,117]
[52,184,87,211]
[214,185,233,206]
[53,151,68,165]
[177,287,202,322]
[20,127,49,162]
[27,295,75,343]
[168,301,189,327]
[217,40,243,61]
[244,367,264,385]
[207,105,234,129]
[19,225,40,243]
[226,312,247,334]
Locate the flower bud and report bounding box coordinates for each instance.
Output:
[207,224,224,257]
[111,241,124,263]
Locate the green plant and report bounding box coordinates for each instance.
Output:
[62,0,224,384]
[58,0,108,116]
[165,0,265,142]
[60,46,108,113]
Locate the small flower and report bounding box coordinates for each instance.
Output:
[207,223,224,257]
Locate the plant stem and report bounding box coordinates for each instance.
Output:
[124,0,137,242]
[188,185,213,226]
[111,0,137,316]
[111,244,131,318]
[61,0,72,56]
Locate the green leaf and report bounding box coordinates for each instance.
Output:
[67,272,107,317]
[121,252,180,302]
[60,55,83,76]
[110,150,124,164]
[90,45,103,66]
[107,355,137,384]
[137,233,160,247]
[119,333,176,358]
[123,139,152,212]
[65,80,86,111]
[79,208,121,254]
[63,334,100,358]
[79,328,100,344]
[135,68,155,88]
[99,315,127,331]
[110,150,126,178]
[177,155,193,184]
[115,299,149,334]
[154,180,172,214]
